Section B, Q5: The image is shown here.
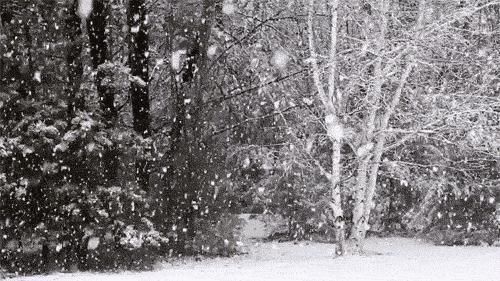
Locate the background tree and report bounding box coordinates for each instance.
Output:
[128,0,151,190]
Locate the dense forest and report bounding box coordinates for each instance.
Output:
[0,0,499,275]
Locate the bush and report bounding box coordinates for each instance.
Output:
[0,96,242,274]
[190,214,243,256]
[420,186,498,246]
[423,227,498,246]
[0,183,168,273]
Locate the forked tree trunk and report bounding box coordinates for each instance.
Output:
[350,0,425,253]
[362,0,425,239]
[349,0,389,253]
[308,0,345,256]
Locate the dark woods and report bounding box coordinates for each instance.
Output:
[0,0,237,274]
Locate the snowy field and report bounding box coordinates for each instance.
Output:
[8,237,500,281]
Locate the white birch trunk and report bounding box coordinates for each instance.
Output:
[351,0,427,251]
[349,157,370,253]
[364,64,413,220]
[349,0,388,253]
[363,0,427,234]
[308,0,345,255]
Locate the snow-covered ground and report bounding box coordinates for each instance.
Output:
[8,237,500,281]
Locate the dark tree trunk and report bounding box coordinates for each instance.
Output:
[0,3,35,108]
[128,0,150,191]
[41,242,50,271]
[65,0,84,118]
[88,0,116,121]
[22,24,36,99]
[88,0,118,185]
[167,0,218,178]
[162,0,220,247]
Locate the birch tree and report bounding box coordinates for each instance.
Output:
[307,0,346,255]
[346,0,428,252]
[307,0,429,254]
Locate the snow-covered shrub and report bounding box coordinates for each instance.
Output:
[0,101,166,272]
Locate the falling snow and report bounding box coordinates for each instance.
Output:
[86,237,100,250]
[207,45,218,58]
[33,71,41,82]
[222,1,236,15]
[1,0,499,280]
[271,50,290,69]
[77,0,93,20]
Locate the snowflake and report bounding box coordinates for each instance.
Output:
[222,1,236,15]
[77,0,93,20]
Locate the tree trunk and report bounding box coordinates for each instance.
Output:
[364,63,414,228]
[65,0,84,119]
[362,0,424,237]
[88,0,118,185]
[350,157,370,253]
[326,0,345,256]
[308,0,346,256]
[23,23,36,99]
[349,0,424,252]
[348,0,388,253]
[88,0,115,120]
[128,0,150,191]
[331,138,345,255]
[168,0,220,247]
[0,6,31,100]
